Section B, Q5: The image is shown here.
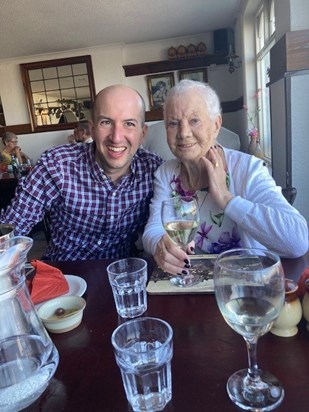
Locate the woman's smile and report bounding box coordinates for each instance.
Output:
[177,142,197,149]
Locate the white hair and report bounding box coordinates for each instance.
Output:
[163,79,222,121]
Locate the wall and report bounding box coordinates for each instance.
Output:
[269,0,309,223]
[0,32,243,162]
[275,0,309,39]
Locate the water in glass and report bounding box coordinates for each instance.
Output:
[112,317,173,412]
[214,248,285,411]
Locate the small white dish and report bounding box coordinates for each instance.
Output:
[38,295,86,334]
[64,275,87,297]
[35,275,87,309]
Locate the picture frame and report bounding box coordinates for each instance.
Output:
[147,73,175,110]
[178,68,208,83]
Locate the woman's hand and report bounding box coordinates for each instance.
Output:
[13,146,23,164]
[201,146,233,209]
[154,234,193,277]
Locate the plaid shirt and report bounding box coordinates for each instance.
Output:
[1,143,162,261]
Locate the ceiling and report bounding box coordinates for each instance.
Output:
[0,0,242,61]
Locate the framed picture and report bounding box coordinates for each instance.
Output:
[147,73,175,110]
[178,68,208,83]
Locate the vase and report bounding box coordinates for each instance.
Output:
[248,136,263,158]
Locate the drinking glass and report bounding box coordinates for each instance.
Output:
[107,258,148,318]
[111,317,173,412]
[214,248,285,411]
[161,195,200,287]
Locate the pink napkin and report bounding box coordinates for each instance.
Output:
[29,260,69,304]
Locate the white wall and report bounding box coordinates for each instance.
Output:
[0,32,243,163]
[275,0,309,39]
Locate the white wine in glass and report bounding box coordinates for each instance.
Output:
[161,196,200,287]
[214,248,285,411]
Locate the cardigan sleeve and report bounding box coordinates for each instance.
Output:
[224,151,308,258]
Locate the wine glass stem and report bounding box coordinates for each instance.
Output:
[244,337,260,382]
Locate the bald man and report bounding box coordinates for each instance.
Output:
[1,85,163,260]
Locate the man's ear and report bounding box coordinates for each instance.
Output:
[140,124,148,146]
[89,120,95,137]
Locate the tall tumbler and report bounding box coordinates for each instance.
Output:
[111,317,173,411]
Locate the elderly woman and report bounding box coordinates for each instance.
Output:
[142,80,308,277]
[1,131,29,165]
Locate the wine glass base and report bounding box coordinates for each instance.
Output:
[227,368,284,411]
[170,275,200,288]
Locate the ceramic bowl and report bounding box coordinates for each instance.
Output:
[37,295,86,334]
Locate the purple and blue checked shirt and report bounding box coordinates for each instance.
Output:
[0,143,163,260]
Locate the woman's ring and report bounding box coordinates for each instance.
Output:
[214,162,219,168]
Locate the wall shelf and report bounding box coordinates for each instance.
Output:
[123,54,227,77]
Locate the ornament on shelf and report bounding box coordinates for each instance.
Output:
[187,44,197,58]
[167,47,177,60]
[177,45,187,59]
[196,42,207,56]
[167,42,207,60]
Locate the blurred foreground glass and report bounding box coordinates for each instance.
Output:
[111,317,173,411]
[0,236,59,411]
[107,258,148,318]
[161,196,200,287]
[214,248,285,411]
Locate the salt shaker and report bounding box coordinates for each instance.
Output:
[270,279,302,337]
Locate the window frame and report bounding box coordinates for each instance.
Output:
[254,0,275,161]
[20,55,96,132]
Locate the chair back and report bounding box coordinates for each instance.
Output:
[282,187,297,205]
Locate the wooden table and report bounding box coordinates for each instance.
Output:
[25,252,309,412]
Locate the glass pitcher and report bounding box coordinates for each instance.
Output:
[0,236,59,412]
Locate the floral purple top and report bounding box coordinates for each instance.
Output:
[170,171,242,254]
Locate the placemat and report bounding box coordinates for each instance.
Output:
[147,254,217,295]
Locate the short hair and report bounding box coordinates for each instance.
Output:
[77,120,92,135]
[163,79,222,121]
[2,131,17,145]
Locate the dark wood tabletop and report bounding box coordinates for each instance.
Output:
[25,251,309,412]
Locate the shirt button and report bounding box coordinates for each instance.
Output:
[110,216,114,220]
[112,192,116,197]
[97,240,102,245]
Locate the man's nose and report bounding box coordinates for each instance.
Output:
[110,124,124,142]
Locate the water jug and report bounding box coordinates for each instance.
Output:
[0,236,59,411]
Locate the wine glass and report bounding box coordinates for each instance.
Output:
[161,195,200,287]
[214,248,285,411]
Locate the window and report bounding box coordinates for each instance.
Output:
[255,0,275,160]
